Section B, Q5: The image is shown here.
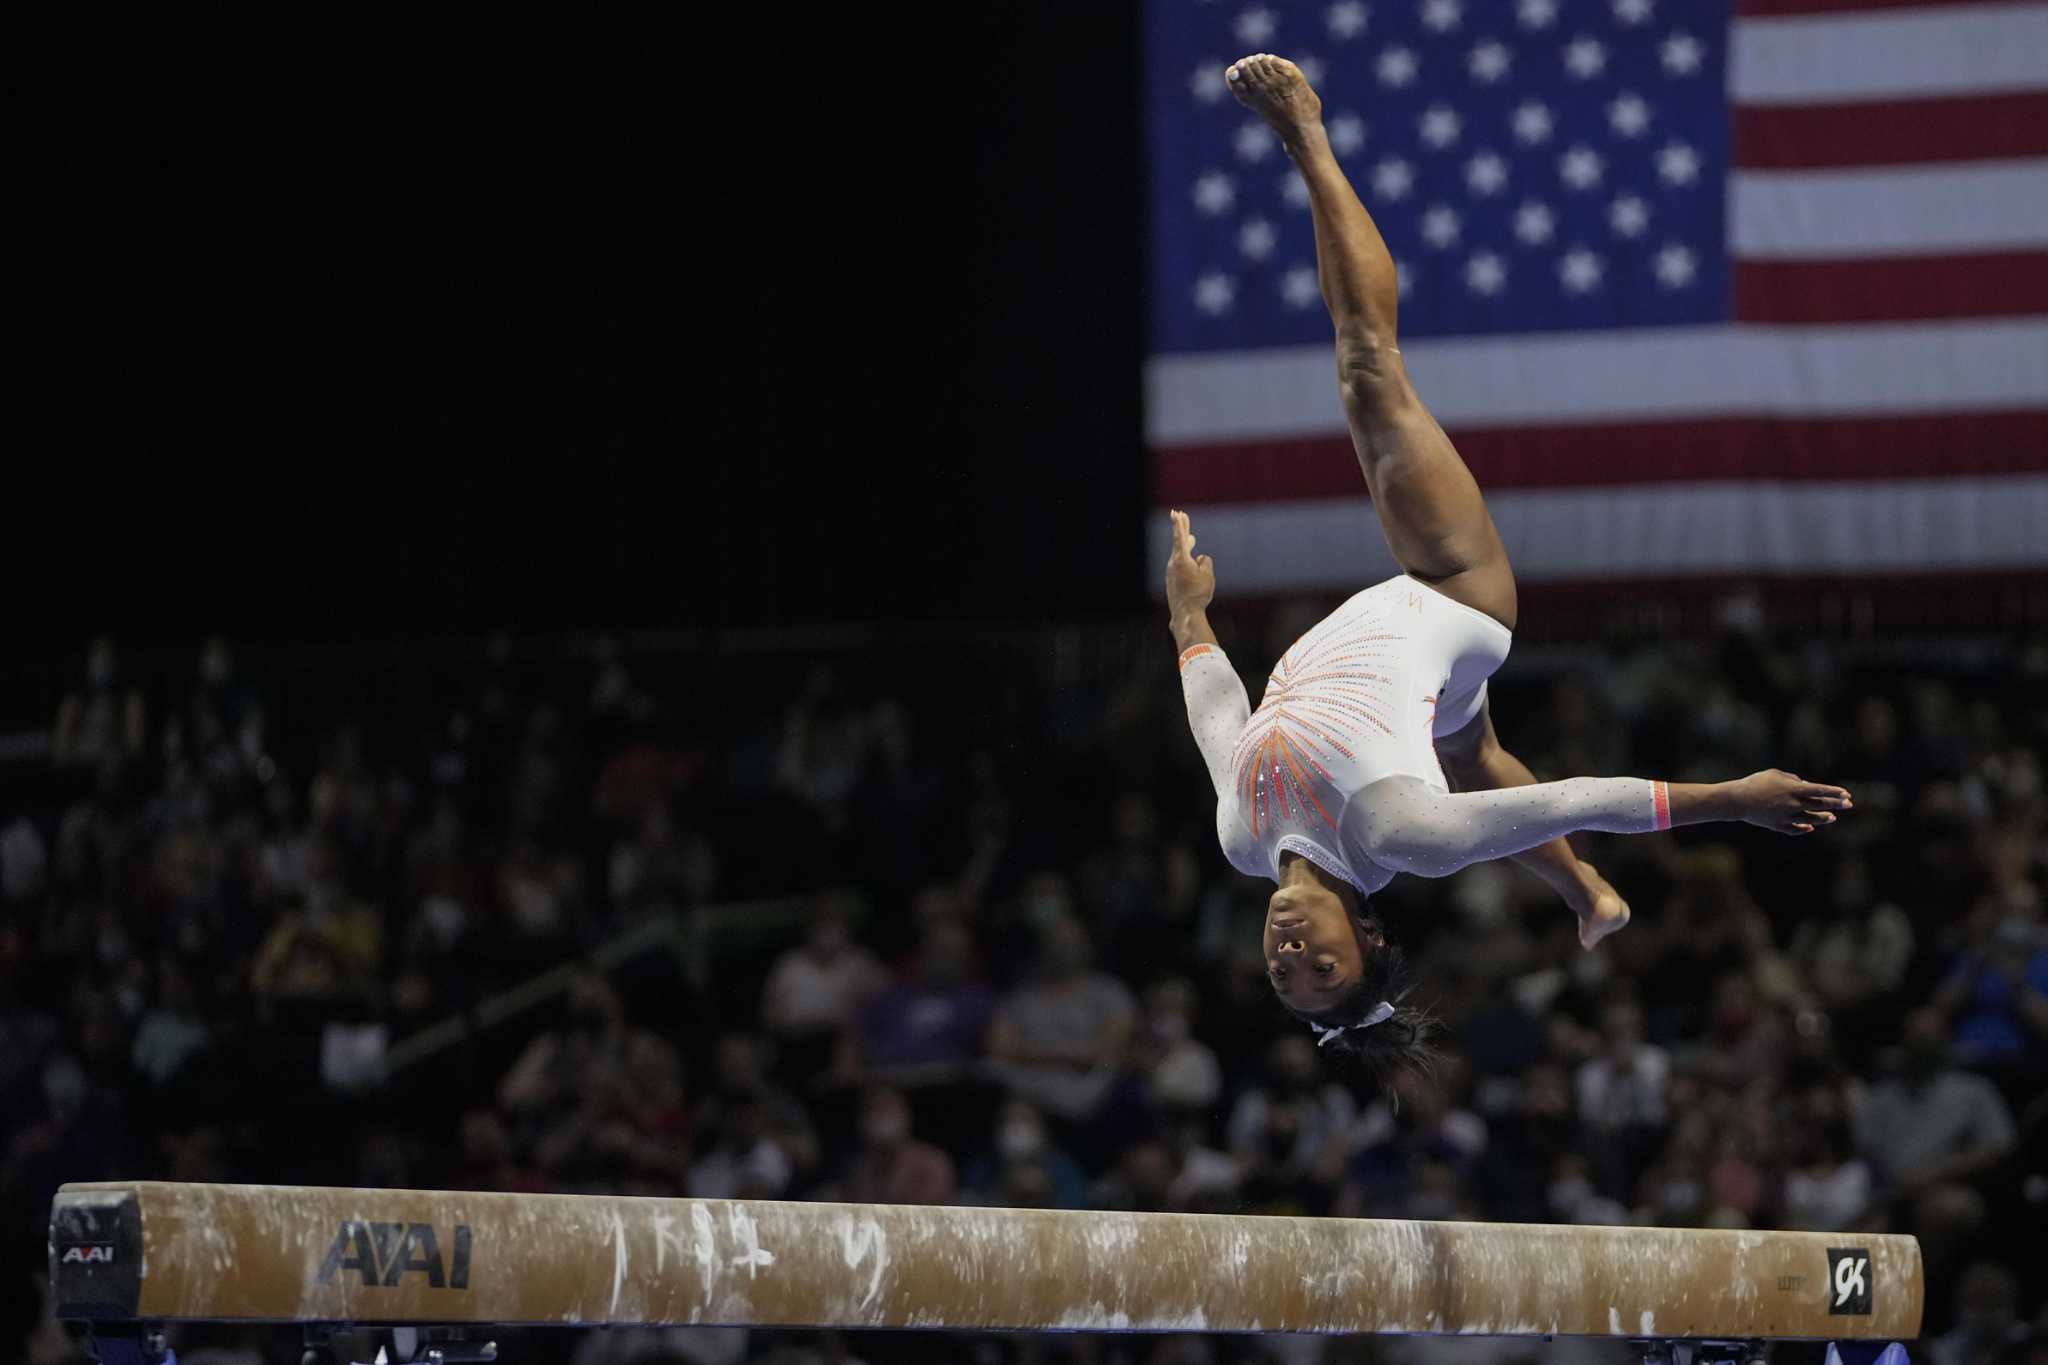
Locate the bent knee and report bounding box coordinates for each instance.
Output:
[1335,326,1413,415]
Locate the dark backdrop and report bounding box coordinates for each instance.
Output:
[13,10,1148,641]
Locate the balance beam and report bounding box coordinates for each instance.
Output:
[51,1182,1921,1340]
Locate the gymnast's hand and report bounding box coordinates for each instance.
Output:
[1165,509,1217,622]
[1730,769,1854,835]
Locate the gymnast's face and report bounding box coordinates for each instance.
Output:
[1263,883,1368,1014]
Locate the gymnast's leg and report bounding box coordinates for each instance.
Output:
[1227,54,1515,631]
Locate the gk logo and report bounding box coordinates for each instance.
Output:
[1826,1248,1872,1315]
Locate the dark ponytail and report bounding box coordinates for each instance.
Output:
[1279,923,1440,1089]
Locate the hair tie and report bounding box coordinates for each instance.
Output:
[1308,1000,1395,1047]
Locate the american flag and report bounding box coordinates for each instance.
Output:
[1145,0,2048,592]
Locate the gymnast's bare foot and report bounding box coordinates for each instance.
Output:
[1226,54,1323,149]
[1565,861,1631,951]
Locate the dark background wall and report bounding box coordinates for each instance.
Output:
[12,10,1149,641]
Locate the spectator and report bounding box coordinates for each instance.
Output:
[1856,1008,2017,1275]
[760,896,887,1079]
[1779,1081,1874,1231]
[1138,978,1221,1111]
[959,1098,1089,1209]
[1574,996,1669,1197]
[839,1085,955,1206]
[841,918,994,1084]
[986,914,1135,1123]
[685,1092,792,1201]
[1790,853,1916,1058]
[1093,1132,1237,1214]
[1226,1035,1357,1213]
[1935,880,2048,1075]
[130,957,210,1088]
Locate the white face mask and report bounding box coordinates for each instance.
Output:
[998,1121,1046,1161]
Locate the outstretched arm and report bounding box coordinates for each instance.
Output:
[1166,510,1246,796]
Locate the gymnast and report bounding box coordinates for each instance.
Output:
[1168,55,1854,1074]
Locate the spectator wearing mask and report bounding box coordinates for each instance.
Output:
[839,1085,954,1206]
[985,914,1135,1123]
[1139,979,1221,1111]
[1934,880,2048,1077]
[760,897,887,1082]
[960,1098,1088,1209]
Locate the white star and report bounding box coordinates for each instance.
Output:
[1421,203,1462,250]
[1657,140,1701,186]
[1563,35,1607,79]
[1419,102,1463,149]
[1465,251,1507,296]
[1612,0,1654,25]
[1607,92,1651,138]
[1280,169,1312,208]
[1608,193,1650,238]
[1239,217,1279,261]
[1513,199,1556,245]
[1421,0,1462,32]
[1193,171,1236,215]
[1297,54,1328,86]
[1191,63,1229,103]
[1559,144,1604,190]
[1327,112,1367,157]
[1376,44,1419,87]
[1516,0,1558,28]
[1194,273,1237,315]
[1468,39,1512,83]
[1653,242,1697,288]
[1465,150,1508,196]
[1558,247,1605,294]
[1371,156,1415,200]
[1282,264,1322,308]
[1395,259,1416,297]
[1236,7,1279,44]
[1327,0,1369,39]
[1511,100,1554,145]
[1661,31,1704,76]
[1235,122,1278,163]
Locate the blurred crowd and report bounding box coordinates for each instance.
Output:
[2,614,2045,1365]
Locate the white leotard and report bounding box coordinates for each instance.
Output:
[1181,575,1669,892]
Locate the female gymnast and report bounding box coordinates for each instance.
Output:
[1167,55,1853,1075]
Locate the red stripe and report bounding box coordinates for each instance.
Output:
[1733,92,2048,170]
[1152,411,2048,503]
[1734,251,2048,324]
[1653,782,1672,832]
[1735,0,2012,14]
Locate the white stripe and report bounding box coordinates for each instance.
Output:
[1731,4,2048,105]
[1732,161,2048,259]
[1151,477,2048,590]
[1146,320,2048,437]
